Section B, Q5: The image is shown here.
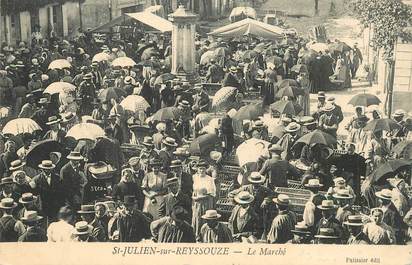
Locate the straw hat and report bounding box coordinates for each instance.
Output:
[234,191,255,205]
[317,200,338,210]
[291,221,311,235]
[38,160,56,170]
[73,221,93,235]
[314,228,339,239]
[273,194,290,206]
[323,103,335,112]
[162,137,178,147]
[173,147,190,157]
[21,210,43,223]
[285,122,301,133]
[202,209,221,220]
[46,116,61,125]
[170,160,183,168]
[156,122,166,132]
[343,215,364,226]
[210,151,222,161]
[248,172,266,184]
[9,159,25,171]
[332,189,353,200]
[67,151,84,160]
[19,193,37,204]
[375,189,392,201]
[0,198,17,209]
[142,136,154,147]
[77,204,95,214]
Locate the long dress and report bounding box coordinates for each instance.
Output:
[334,58,352,89]
[142,171,167,221]
[191,174,216,239]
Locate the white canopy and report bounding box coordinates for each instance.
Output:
[208,18,285,40]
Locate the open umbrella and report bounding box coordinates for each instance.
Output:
[112,57,136,68]
[141,47,160,61]
[371,159,411,183]
[329,42,351,53]
[98,87,127,102]
[348,93,381,107]
[66,123,105,141]
[270,100,303,116]
[364,118,401,133]
[233,102,264,120]
[295,129,337,147]
[92,52,110,62]
[43,82,76,95]
[200,50,216,65]
[278,79,300,88]
[149,107,182,122]
[212,86,237,110]
[275,85,304,98]
[236,138,271,166]
[2,118,42,135]
[242,50,258,61]
[392,140,412,157]
[154,73,175,86]
[189,133,220,156]
[309,42,329,53]
[48,59,71,70]
[120,95,150,113]
[25,140,66,168]
[266,55,283,67]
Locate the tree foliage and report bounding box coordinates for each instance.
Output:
[350,0,412,61]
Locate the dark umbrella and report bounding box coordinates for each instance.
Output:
[233,102,264,120]
[149,107,182,122]
[98,87,127,102]
[275,85,304,98]
[371,159,411,183]
[348,93,381,107]
[189,133,220,156]
[141,47,160,61]
[295,129,337,147]
[270,100,303,116]
[26,140,66,168]
[393,140,412,157]
[328,42,351,53]
[154,73,175,86]
[364,118,401,133]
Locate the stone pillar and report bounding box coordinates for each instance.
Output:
[168,5,199,84]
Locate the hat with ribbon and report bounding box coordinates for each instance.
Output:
[73,221,93,235]
[46,116,61,125]
[173,147,190,157]
[0,198,17,209]
[67,151,84,160]
[291,221,312,235]
[21,210,43,223]
[314,228,339,239]
[142,136,154,147]
[19,193,37,204]
[343,215,364,226]
[77,204,96,214]
[38,160,56,170]
[9,159,25,171]
[162,137,178,147]
[285,122,301,133]
[201,209,221,220]
[375,189,392,201]
[332,189,353,200]
[273,194,290,206]
[247,172,266,184]
[234,191,255,205]
[317,200,338,210]
[1,177,13,186]
[170,160,183,168]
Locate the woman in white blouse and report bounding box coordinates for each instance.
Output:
[191,159,216,241]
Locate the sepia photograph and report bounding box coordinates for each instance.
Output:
[0,0,411,264]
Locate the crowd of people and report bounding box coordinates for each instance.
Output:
[0,21,410,245]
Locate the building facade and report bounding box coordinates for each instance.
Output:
[0,0,81,45]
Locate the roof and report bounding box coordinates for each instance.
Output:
[91,11,172,33]
[208,18,285,40]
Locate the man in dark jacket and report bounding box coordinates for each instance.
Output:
[43,116,66,143]
[60,151,86,211]
[0,198,25,241]
[78,204,107,242]
[107,114,124,144]
[18,210,47,242]
[158,177,192,222]
[206,59,224,83]
[222,66,240,88]
[316,200,344,244]
[220,113,234,156]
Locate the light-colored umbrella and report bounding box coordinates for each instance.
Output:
[212,86,237,110]
[200,50,216,65]
[44,82,76,95]
[48,59,71,70]
[120,95,150,113]
[2,118,42,135]
[309,42,329,53]
[111,57,136,68]
[236,138,271,166]
[92,52,110,62]
[66,123,105,141]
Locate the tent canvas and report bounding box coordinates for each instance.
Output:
[91,11,172,33]
[208,18,285,40]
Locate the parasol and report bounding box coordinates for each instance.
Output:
[141,47,160,61]
[154,73,175,86]
[233,102,264,121]
[66,123,105,141]
[348,93,381,107]
[275,85,304,98]
[148,107,182,122]
[98,87,127,102]
[371,159,411,183]
[92,52,110,62]
[200,50,216,65]
[2,118,42,135]
[43,82,76,95]
[364,118,401,133]
[25,140,66,168]
[270,100,303,116]
[294,129,337,147]
[189,133,220,156]
[48,59,71,70]
[120,95,150,113]
[112,57,136,68]
[212,86,237,110]
[236,138,271,166]
[392,140,412,158]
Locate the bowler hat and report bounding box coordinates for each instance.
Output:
[202,209,221,220]
[77,204,95,214]
[0,198,17,209]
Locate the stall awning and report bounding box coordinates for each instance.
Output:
[91,11,173,33]
[208,18,285,40]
